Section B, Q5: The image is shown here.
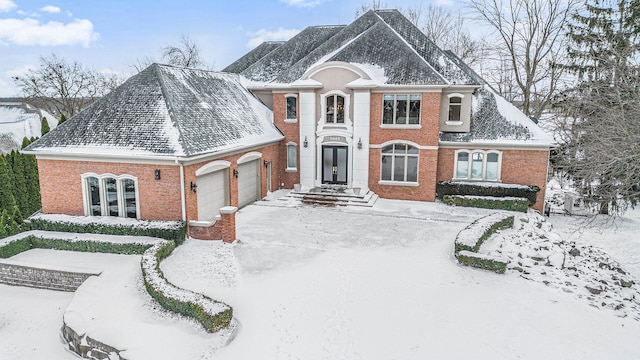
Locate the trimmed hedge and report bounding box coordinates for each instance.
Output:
[456,251,508,274]
[437,181,540,206]
[443,195,530,212]
[0,232,232,333]
[454,213,513,274]
[28,217,186,245]
[142,241,233,332]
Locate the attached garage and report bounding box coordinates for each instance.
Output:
[196,163,230,222]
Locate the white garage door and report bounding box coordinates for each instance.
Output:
[238,160,260,208]
[196,169,228,221]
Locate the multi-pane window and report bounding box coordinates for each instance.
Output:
[381,143,419,182]
[83,174,138,218]
[383,94,421,125]
[326,94,345,123]
[287,144,297,169]
[286,96,297,120]
[448,96,462,122]
[455,150,501,181]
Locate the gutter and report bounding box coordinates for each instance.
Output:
[176,159,187,222]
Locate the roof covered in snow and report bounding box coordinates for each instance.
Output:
[24,64,284,158]
[222,41,284,74]
[227,9,553,146]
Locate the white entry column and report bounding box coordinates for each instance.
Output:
[299,89,316,188]
[351,89,371,191]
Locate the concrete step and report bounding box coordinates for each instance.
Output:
[282,188,379,207]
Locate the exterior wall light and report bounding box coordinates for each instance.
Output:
[303,136,308,148]
[357,137,363,150]
[190,182,197,193]
[233,169,239,178]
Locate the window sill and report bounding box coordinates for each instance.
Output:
[445,121,464,126]
[452,178,501,183]
[378,180,419,187]
[284,118,298,123]
[285,168,298,173]
[380,124,422,129]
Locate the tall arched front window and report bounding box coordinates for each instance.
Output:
[380,143,419,183]
[326,94,345,124]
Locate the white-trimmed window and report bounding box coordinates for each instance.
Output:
[325,94,345,123]
[285,95,297,121]
[447,94,464,123]
[383,94,421,125]
[380,143,419,183]
[286,143,297,171]
[454,150,501,181]
[82,174,139,218]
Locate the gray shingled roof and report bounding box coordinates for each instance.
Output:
[222,41,284,74]
[24,64,284,158]
[238,25,345,82]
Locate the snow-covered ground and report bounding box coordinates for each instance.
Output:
[0,104,56,150]
[1,195,639,359]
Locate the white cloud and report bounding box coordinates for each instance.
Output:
[279,0,327,8]
[0,0,16,12]
[247,28,300,48]
[0,18,98,47]
[40,5,61,13]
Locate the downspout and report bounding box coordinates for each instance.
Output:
[176,158,187,222]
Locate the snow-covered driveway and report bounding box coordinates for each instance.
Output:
[162,199,640,360]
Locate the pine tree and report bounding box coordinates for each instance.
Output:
[23,152,41,216]
[0,156,17,214]
[41,116,50,135]
[10,151,28,217]
[59,113,67,124]
[561,0,640,214]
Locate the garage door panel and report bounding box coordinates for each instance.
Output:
[238,160,260,208]
[197,169,228,221]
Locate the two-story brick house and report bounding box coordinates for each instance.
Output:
[23,10,553,240]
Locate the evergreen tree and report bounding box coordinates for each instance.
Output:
[59,113,67,124]
[10,151,28,217]
[0,210,7,238]
[23,152,41,216]
[41,116,50,135]
[21,137,32,149]
[561,0,640,214]
[0,156,17,213]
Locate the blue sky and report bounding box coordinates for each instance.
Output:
[0,0,456,96]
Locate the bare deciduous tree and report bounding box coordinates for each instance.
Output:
[13,54,121,119]
[162,34,205,68]
[468,0,577,119]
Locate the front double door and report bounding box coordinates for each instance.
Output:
[322,146,348,185]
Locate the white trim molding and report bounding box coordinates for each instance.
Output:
[237,151,262,165]
[195,160,231,177]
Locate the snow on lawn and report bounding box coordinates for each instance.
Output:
[2,197,640,359]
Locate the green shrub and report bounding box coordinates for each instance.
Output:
[437,181,540,206]
[0,237,33,258]
[141,241,233,332]
[28,217,186,244]
[456,251,507,274]
[443,195,530,212]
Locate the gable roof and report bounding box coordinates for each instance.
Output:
[24,64,284,159]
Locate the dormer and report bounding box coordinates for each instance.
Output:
[440,90,473,133]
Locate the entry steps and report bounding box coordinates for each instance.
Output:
[283,186,379,207]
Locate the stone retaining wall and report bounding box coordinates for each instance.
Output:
[0,260,100,292]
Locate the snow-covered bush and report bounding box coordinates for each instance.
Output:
[443,195,529,212]
[454,213,514,274]
[437,181,540,206]
[141,241,233,332]
[28,214,186,244]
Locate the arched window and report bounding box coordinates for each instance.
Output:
[455,150,502,181]
[82,174,139,218]
[380,143,419,183]
[326,94,345,124]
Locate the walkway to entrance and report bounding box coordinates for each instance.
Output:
[286,186,378,207]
